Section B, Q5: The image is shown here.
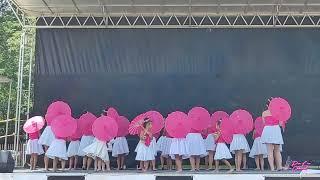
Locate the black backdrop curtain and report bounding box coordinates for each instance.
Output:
[34,28,320,164]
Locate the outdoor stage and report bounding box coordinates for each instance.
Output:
[1,169,320,180]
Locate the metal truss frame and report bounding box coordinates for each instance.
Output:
[6,0,320,28]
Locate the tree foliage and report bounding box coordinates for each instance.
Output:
[0,2,34,136]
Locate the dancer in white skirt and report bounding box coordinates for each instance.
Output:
[157,130,173,170]
[46,136,68,172]
[135,119,155,172]
[203,129,216,170]
[112,136,129,170]
[78,134,94,170]
[67,137,80,170]
[150,135,158,171]
[249,130,267,170]
[260,109,284,171]
[83,138,110,171]
[38,124,55,171]
[213,120,234,172]
[26,131,44,170]
[186,129,206,171]
[230,133,250,171]
[170,137,189,172]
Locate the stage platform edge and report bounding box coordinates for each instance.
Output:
[1,171,320,180]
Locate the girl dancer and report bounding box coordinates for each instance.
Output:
[230,133,250,171]
[186,129,207,171]
[38,114,55,171]
[67,128,81,170]
[260,109,284,171]
[203,128,216,170]
[26,129,44,170]
[213,120,234,172]
[150,133,159,171]
[112,136,129,170]
[135,119,155,172]
[83,138,110,171]
[78,112,96,170]
[46,136,68,172]
[249,128,267,170]
[157,130,173,170]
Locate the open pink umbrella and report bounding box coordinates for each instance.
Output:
[220,117,233,144]
[92,116,118,141]
[69,119,82,140]
[211,111,229,133]
[145,111,164,134]
[129,113,145,135]
[78,112,97,136]
[165,111,191,138]
[229,109,253,134]
[23,116,45,134]
[46,101,71,116]
[105,107,119,120]
[254,117,265,138]
[188,107,211,131]
[129,111,164,135]
[51,115,77,138]
[269,97,292,123]
[116,116,130,137]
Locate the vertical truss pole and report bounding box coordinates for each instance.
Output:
[4,82,12,151]
[14,28,26,165]
[26,31,34,121]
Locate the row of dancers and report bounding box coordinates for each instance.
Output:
[25,109,285,172]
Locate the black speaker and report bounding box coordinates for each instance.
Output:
[0,150,15,173]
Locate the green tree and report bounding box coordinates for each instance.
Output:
[0,1,33,136]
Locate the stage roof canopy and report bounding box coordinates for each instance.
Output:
[11,0,320,17]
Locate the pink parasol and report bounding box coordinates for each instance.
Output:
[144,111,164,134]
[254,117,265,138]
[165,111,191,138]
[220,117,233,144]
[116,116,130,137]
[46,101,72,116]
[51,115,77,138]
[92,116,118,141]
[69,119,82,140]
[106,107,120,120]
[210,111,229,133]
[78,112,97,136]
[268,97,292,123]
[188,107,211,131]
[229,109,253,134]
[23,116,45,134]
[129,111,164,135]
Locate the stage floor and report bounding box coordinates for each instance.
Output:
[1,168,319,180]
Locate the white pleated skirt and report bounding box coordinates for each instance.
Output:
[157,136,166,152]
[169,138,189,159]
[161,138,173,157]
[26,139,44,155]
[260,125,284,145]
[67,140,80,157]
[38,126,55,147]
[78,135,94,156]
[186,133,207,156]
[46,139,68,160]
[249,137,268,158]
[150,137,158,156]
[135,141,155,161]
[205,134,216,151]
[112,137,129,157]
[214,142,232,160]
[83,139,109,162]
[230,134,251,154]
